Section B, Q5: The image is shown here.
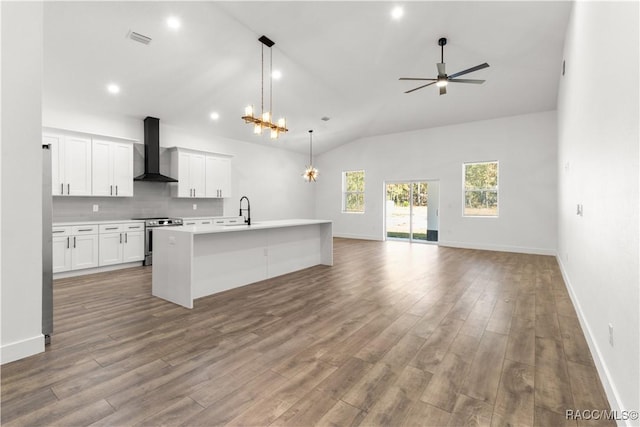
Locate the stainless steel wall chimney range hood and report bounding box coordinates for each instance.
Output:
[134,117,178,182]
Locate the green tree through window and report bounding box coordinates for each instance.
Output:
[464,161,498,216]
[343,170,365,213]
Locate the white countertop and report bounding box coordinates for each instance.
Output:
[53,219,145,226]
[160,219,332,235]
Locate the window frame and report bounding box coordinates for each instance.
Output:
[342,170,365,214]
[462,161,499,218]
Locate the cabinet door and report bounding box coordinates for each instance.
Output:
[64,135,92,196]
[176,152,192,197]
[72,234,99,270]
[217,157,231,198]
[122,231,144,262]
[45,134,65,196]
[205,156,231,198]
[205,156,219,198]
[99,233,123,266]
[92,139,113,196]
[52,236,71,273]
[190,153,206,198]
[112,142,133,197]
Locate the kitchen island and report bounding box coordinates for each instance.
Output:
[152,219,333,308]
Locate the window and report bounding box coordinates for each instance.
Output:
[463,161,498,216]
[343,170,365,213]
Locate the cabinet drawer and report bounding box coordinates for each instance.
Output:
[99,224,123,233]
[52,226,72,236]
[72,225,98,235]
[225,218,241,225]
[124,223,144,231]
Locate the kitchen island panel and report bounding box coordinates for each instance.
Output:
[152,220,332,308]
[192,230,268,299]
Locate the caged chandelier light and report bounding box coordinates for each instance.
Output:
[241,35,288,139]
[303,130,318,182]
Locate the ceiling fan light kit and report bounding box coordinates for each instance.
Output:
[242,35,288,139]
[400,37,489,96]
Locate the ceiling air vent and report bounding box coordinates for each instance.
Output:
[128,31,152,45]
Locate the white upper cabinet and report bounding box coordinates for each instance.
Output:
[205,155,232,198]
[45,129,136,197]
[170,148,230,198]
[92,139,133,197]
[46,133,92,196]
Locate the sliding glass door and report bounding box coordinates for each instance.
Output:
[385,181,439,243]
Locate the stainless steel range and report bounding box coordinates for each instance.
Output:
[133,217,183,265]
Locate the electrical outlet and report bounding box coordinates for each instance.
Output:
[93,204,99,212]
[608,323,614,346]
[193,204,197,210]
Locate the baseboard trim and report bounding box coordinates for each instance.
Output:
[555,254,629,427]
[53,261,144,279]
[1,334,44,364]
[333,233,382,241]
[439,240,556,256]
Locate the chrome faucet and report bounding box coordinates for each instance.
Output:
[239,196,251,226]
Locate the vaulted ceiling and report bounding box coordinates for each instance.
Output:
[43,1,572,154]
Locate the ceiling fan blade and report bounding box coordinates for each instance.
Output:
[404,82,437,94]
[448,78,486,84]
[448,63,490,79]
[437,62,446,76]
[399,78,437,81]
[439,85,447,96]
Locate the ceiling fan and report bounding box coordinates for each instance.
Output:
[400,38,489,95]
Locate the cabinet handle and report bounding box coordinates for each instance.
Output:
[73,236,76,248]
[105,227,118,230]
[120,233,122,244]
[116,185,118,196]
[110,185,113,196]
[67,184,70,194]
[53,230,65,233]
[67,237,70,248]
[61,183,64,195]
[125,233,128,243]
[78,228,92,232]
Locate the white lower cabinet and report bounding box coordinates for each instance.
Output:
[72,234,99,270]
[98,223,144,266]
[52,226,99,272]
[54,222,144,273]
[52,235,72,273]
[123,230,144,262]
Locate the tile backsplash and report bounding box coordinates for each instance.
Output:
[52,182,224,222]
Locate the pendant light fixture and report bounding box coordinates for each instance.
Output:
[241,35,288,139]
[303,130,318,182]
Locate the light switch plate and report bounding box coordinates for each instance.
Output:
[93,204,99,212]
[193,204,197,210]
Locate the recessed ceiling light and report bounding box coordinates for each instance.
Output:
[107,84,120,94]
[210,112,220,120]
[272,70,282,80]
[167,16,181,30]
[391,6,404,20]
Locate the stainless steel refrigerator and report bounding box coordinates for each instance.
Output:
[42,144,53,344]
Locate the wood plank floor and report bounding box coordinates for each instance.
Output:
[1,238,613,426]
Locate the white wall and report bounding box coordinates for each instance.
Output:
[1,2,45,363]
[315,111,557,255]
[557,1,639,420]
[42,108,316,221]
